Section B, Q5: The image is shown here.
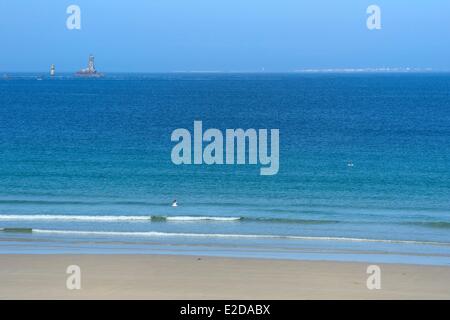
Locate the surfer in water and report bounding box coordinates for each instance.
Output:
[172,199,178,207]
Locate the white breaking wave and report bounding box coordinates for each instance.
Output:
[30,229,450,246]
[0,214,241,222]
[165,216,241,221]
[0,215,151,221]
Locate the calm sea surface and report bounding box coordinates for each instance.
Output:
[1,73,449,265]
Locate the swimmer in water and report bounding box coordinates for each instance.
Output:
[172,200,178,207]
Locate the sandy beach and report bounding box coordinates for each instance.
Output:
[0,255,449,299]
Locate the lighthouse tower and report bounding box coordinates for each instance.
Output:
[88,55,96,73]
[50,64,55,76]
[75,54,103,77]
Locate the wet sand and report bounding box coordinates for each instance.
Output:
[0,254,449,299]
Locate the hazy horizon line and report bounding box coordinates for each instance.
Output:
[2,67,450,75]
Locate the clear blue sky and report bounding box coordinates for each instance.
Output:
[0,0,449,72]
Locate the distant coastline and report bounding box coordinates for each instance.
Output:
[2,68,449,75]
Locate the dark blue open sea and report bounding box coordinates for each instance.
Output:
[1,73,449,265]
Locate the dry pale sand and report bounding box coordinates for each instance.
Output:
[0,254,449,299]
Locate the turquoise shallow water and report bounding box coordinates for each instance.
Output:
[0,73,449,265]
